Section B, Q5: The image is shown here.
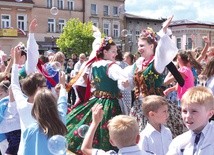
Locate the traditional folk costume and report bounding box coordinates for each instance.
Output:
[129,28,185,137]
[66,30,129,154]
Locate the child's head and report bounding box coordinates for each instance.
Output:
[181,86,214,133]
[21,73,46,97]
[108,115,139,148]
[32,88,67,137]
[142,95,169,124]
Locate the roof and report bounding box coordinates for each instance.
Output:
[170,19,214,26]
[0,0,34,3]
[125,13,166,22]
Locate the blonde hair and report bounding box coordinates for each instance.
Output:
[108,115,139,148]
[51,51,65,63]
[142,95,168,118]
[181,86,214,110]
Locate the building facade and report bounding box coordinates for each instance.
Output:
[0,0,125,55]
[124,13,165,53]
[1,1,213,56]
[170,20,214,50]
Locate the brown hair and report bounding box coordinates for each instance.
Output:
[202,58,214,79]
[20,73,46,97]
[96,37,116,59]
[0,80,10,93]
[139,28,158,53]
[32,88,67,137]
[142,95,168,118]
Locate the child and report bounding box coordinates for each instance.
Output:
[21,72,67,155]
[167,86,214,155]
[0,80,21,155]
[164,51,195,105]
[138,95,172,155]
[81,103,153,155]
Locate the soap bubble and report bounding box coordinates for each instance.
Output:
[78,124,89,138]
[48,135,68,155]
[121,29,128,37]
[42,62,61,78]
[50,7,59,16]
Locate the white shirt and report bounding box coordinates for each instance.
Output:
[138,122,172,155]
[92,145,154,155]
[11,64,36,131]
[167,121,214,155]
[206,76,214,95]
[12,64,36,155]
[26,33,39,74]
[73,60,84,75]
[0,101,20,133]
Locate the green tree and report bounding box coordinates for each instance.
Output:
[56,18,94,56]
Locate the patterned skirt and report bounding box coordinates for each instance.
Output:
[66,97,122,155]
[130,99,186,138]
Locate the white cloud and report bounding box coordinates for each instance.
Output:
[125,0,214,22]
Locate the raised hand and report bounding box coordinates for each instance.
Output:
[29,18,38,33]
[202,36,210,44]
[59,71,66,87]
[162,15,174,33]
[91,103,103,125]
[13,45,22,64]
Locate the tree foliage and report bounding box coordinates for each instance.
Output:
[56,18,94,56]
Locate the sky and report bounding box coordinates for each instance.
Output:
[125,0,214,22]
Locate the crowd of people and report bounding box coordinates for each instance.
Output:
[0,15,213,155]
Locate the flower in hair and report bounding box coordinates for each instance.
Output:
[140,27,158,42]
[96,37,113,55]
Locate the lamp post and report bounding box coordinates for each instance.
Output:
[51,36,54,50]
[128,40,133,52]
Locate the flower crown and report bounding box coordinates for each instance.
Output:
[96,37,113,55]
[139,27,158,42]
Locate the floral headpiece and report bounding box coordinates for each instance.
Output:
[139,27,159,42]
[96,37,113,55]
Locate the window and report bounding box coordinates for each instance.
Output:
[103,5,109,16]
[1,15,11,28]
[187,37,192,49]
[68,0,74,10]
[113,24,119,38]
[176,38,181,49]
[17,15,27,31]
[113,6,118,16]
[91,4,97,15]
[48,18,55,32]
[103,23,110,36]
[136,30,140,37]
[57,0,64,9]
[47,0,52,8]
[58,19,65,32]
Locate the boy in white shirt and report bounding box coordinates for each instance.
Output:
[81,103,153,155]
[138,95,172,155]
[167,86,214,155]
